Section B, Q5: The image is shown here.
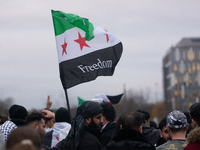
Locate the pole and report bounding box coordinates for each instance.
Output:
[123,84,126,113]
[64,88,72,124]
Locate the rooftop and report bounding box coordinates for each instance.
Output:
[176,37,200,47]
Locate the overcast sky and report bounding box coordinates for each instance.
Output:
[1,0,200,110]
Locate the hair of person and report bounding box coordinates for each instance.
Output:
[189,103,200,126]
[159,117,167,131]
[137,109,150,121]
[183,111,191,124]
[6,126,42,150]
[25,112,45,125]
[169,127,187,133]
[121,111,143,130]
[0,115,8,124]
[100,102,116,122]
[111,115,123,139]
[150,120,158,129]
[44,117,53,124]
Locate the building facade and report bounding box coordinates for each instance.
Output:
[163,38,200,111]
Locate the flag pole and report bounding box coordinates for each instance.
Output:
[64,89,72,123]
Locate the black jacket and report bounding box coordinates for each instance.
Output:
[142,123,160,145]
[102,129,156,150]
[99,122,116,148]
[61,127,101,150]
[78,128,102,150]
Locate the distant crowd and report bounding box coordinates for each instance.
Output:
[0,96,200,150]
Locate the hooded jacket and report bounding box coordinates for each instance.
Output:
[142,123,160,145]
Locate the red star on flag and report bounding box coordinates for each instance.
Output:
[104,29,109,42]
[56,136,59,146]
[74,32,90,51]
[61,38,68,56]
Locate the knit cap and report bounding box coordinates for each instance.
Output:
[9,105,28,120]
[55,107,70,123]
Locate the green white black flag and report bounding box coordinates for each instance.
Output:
[52,10,123,89]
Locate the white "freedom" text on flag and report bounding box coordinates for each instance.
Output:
[77,59,112,73]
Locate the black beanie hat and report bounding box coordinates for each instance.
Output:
[55,107,70,123]
[9,104,28,120]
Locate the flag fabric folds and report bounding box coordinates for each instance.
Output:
[92,93,123,104]
[52,10,123,89]
[78,93,123,105]
[78,97,86,105]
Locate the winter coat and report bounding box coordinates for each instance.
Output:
[102,129,156,150]
[78,129,102,150]
[99,121,116,148]
[184,127,200,150]
[142,123,160,145]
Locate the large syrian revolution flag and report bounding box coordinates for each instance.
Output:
[52,10,123,89]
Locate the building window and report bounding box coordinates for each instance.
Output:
[179,76,182,84]
[179,90,182,97]
[187,48,194,61]
[174,64,178,71]
[175,77,178,85]
[174,48,180,62]
[199,50,200,59]
[193,92,197,98]
[179,61,184,74]
[174,89,178,96]
[197,63,200,71]
[193,53,195,60]
[195,75,198,82]
[188,66,191,74]
[183,75,186,83]
[189,76,192,85]
[182,51,186,60]
[192,62,196,73]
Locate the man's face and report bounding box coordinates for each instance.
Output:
[37,119,46,138]
[89,114,103,130]
[49,118,55,128]
[191,119,199,128]
[161,126,171,142]
[100,115,106,127]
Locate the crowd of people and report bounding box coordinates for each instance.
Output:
[0,96,200,150]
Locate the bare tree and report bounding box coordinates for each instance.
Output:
[0,97,14,115]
